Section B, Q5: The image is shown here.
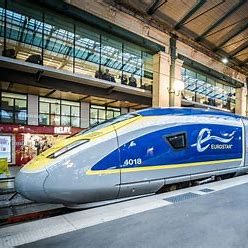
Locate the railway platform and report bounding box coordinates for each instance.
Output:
[1,174,248,248]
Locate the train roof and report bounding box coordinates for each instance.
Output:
[136,107,242,119]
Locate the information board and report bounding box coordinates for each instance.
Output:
[0,135,12,163]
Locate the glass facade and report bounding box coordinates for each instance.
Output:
[39,97,80,127]
[0,0,154,90]
[0,93,121,128]
[90,105,121,125]
[0,91,27,124]
[181,67,236,112]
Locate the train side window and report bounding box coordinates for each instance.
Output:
[166,133,186,150]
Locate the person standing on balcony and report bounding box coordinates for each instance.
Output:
[95,69,103,79]
[102,69,112,81]
[129,74,137,87]
[121,74,128,85]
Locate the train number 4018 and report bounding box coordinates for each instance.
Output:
[123,158,142,166]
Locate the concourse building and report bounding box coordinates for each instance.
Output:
[0,0,247,166]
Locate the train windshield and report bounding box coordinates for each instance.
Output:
[77,113,140,135]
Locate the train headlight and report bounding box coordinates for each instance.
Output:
[48,140,89,159]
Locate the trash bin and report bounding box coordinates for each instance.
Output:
[0,158,10,176]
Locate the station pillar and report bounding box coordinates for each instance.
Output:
[27,94,38,125]
[80,102,90,128]
[235,86,247,116]
[152,51,170,107]
[121,107,129,114]
[152,52,184,108]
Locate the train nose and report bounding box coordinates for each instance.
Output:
[15,170,51,202]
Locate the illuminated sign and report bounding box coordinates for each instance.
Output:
[0,135,12,163]
[54,127,71,134]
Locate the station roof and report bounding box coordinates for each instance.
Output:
[111,0,248,75]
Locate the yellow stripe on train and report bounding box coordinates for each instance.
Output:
[85,158,242,175]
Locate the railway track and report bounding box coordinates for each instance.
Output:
[0,190,71,226]
[0,203,70,226]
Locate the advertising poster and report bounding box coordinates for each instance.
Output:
[0,135,12,163]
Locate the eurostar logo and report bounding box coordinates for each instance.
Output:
[191,128,235,152]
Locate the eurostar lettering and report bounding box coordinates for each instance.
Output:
[211,144,233,149]
[192,128,235,153]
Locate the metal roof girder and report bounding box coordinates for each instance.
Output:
[146,0,167,15]
[213,21,248,52]
[195,0,246,41]
[174,0,207,30]
[239,57,248,67]
[229,39,248,57]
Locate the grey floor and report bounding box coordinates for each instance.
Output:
[19,183,248,248]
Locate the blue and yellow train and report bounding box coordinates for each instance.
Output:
[15,108,248,207]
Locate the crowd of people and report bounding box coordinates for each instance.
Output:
[95,69,137,88]
[3,48,143,89]
[95,69,116,82]
[3,47,151,90]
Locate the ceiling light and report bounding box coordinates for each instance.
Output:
[174,80,185,92]
[221,57,228,64]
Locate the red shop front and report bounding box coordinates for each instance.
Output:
[0,124,82,166]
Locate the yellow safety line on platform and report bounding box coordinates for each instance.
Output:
[86,158,242,175]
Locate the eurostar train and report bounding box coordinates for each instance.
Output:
[15,108,248,207]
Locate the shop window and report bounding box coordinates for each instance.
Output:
[0,92,27,124]
[39,113,49,125]
[61,105,70,116]
[106,110,114,119]
[71,117,80,127]
[166,133,186,150]
[40,102,49,114]
[61,116,70,126]
[90,104,121,126]
[39,97,80,127]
